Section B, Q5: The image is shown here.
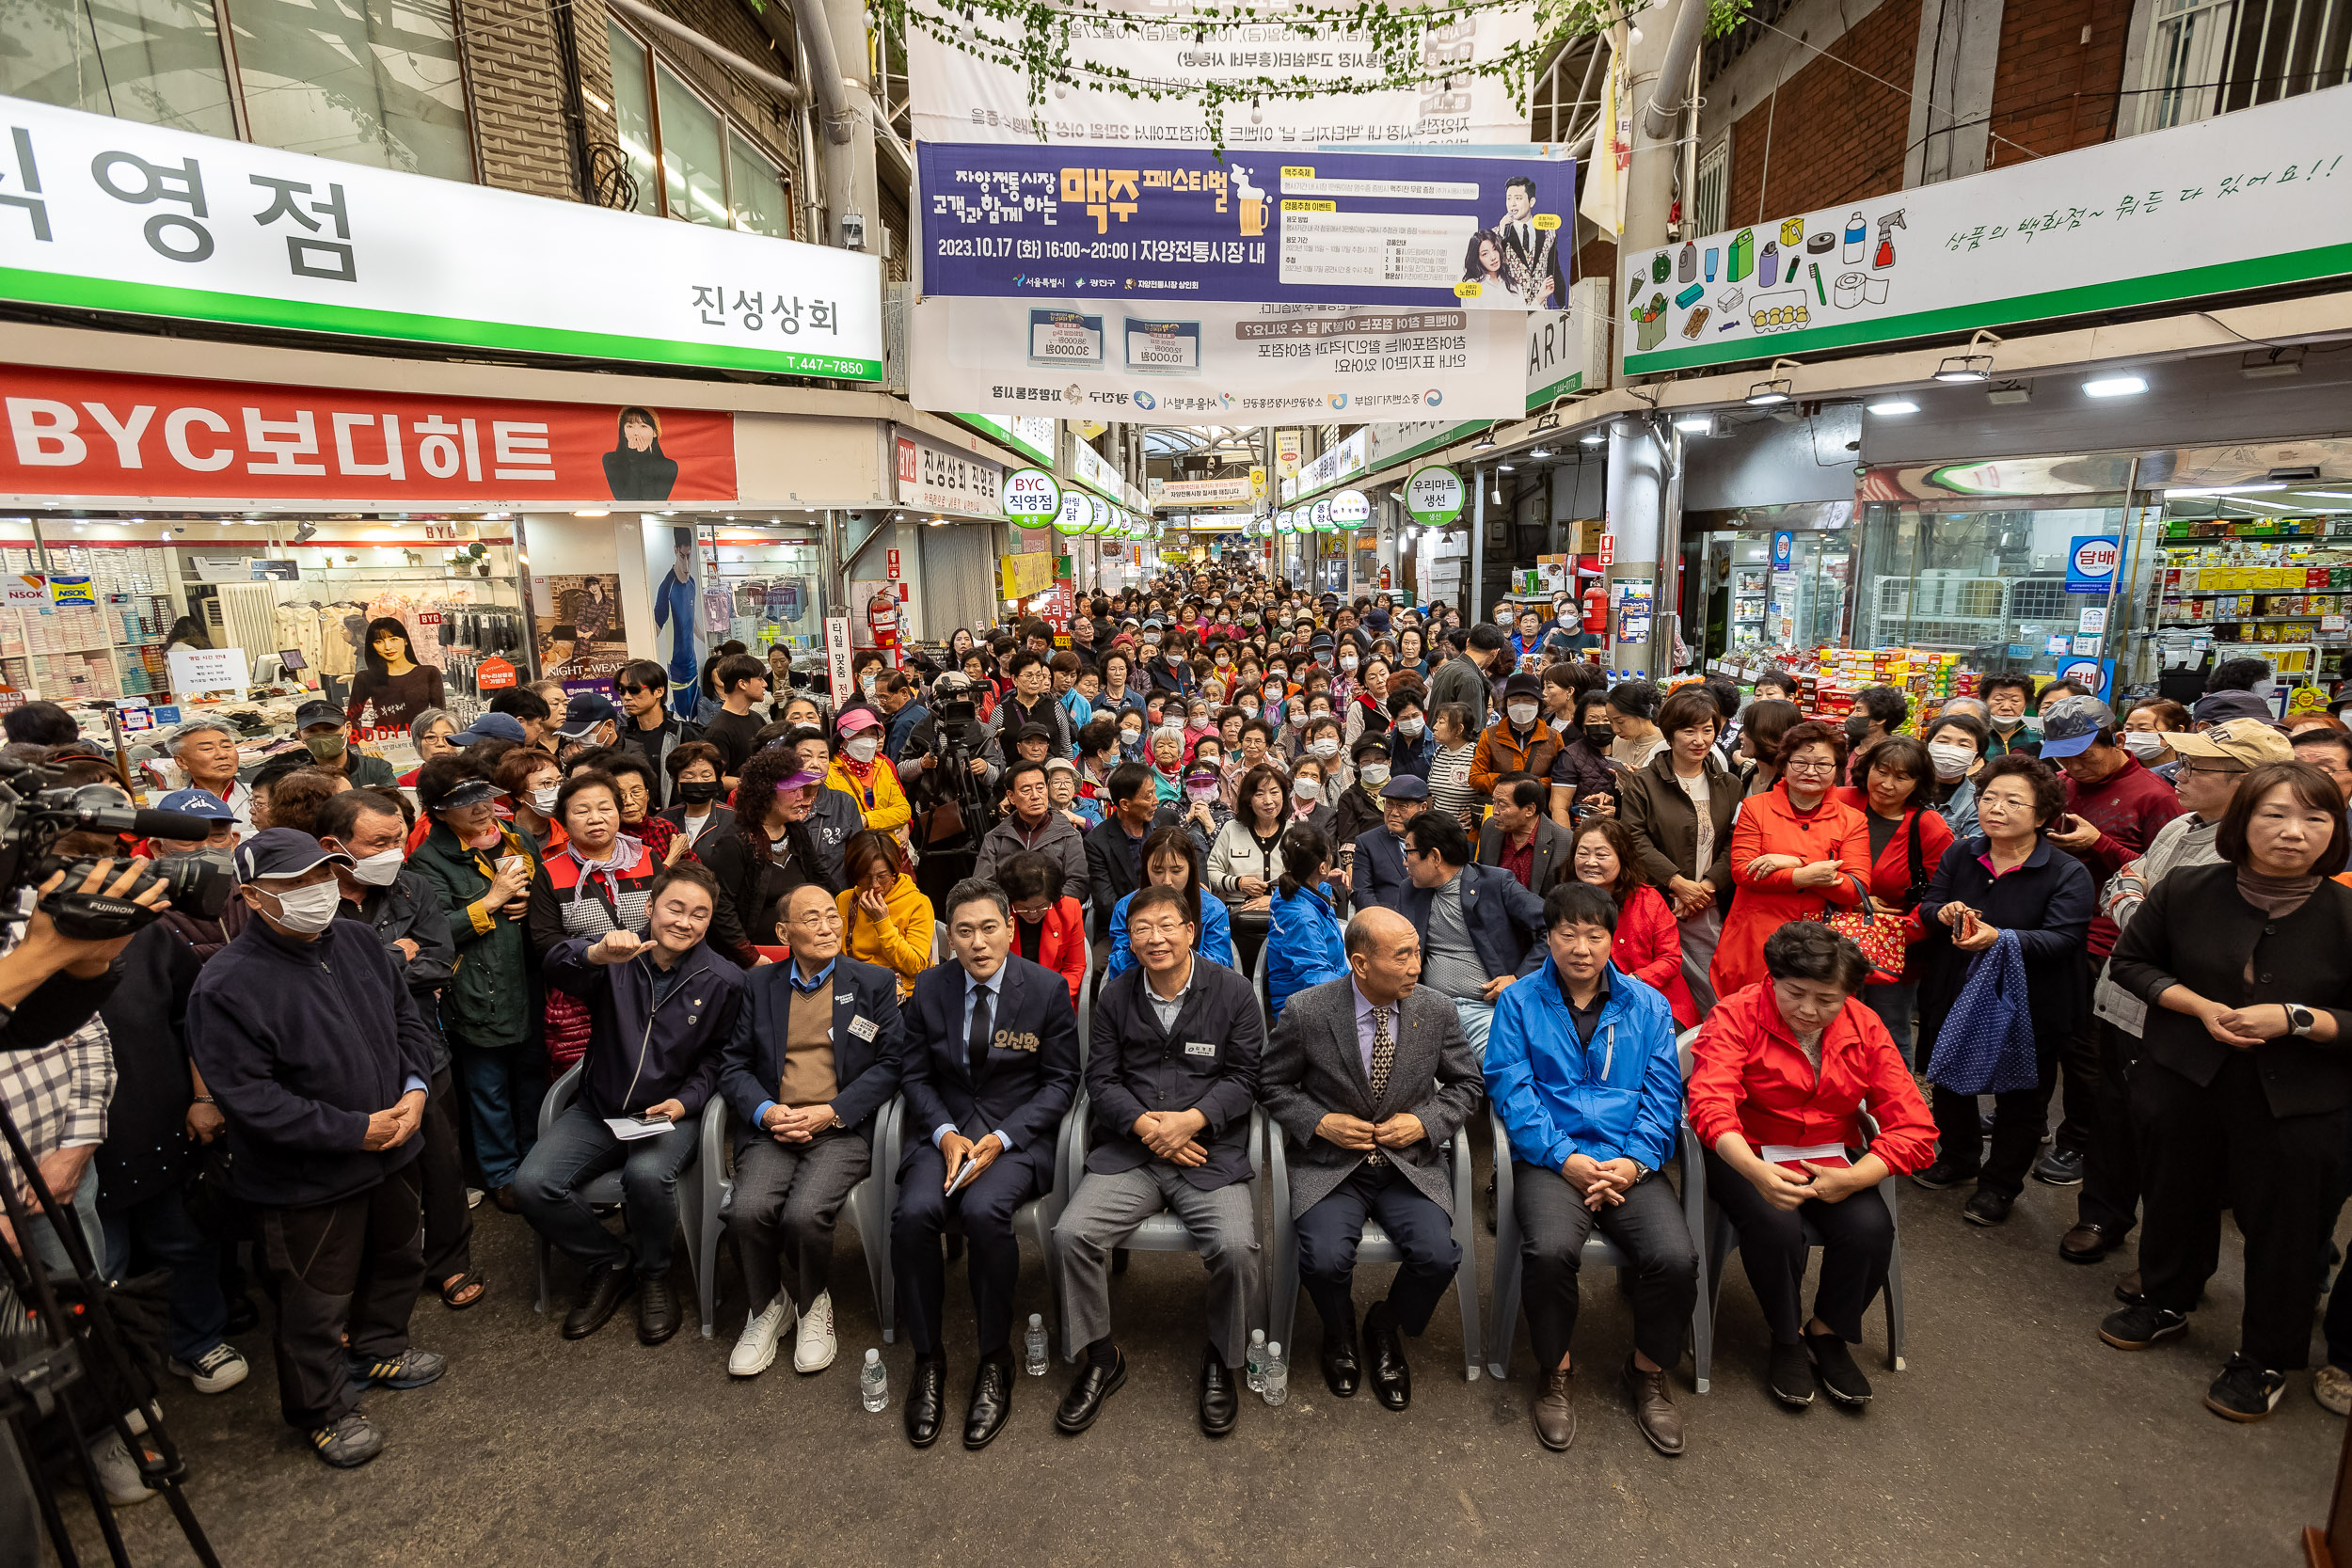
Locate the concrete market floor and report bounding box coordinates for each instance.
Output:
[72,1148,2346,1568]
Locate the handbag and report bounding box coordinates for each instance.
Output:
[1923,930,2040,1095]
[1822,872,1910,983]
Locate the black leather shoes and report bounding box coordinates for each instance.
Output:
[964,1354,1014,1449]
[1054,1352,1125,1434]
[1366,1302,1411,1411]
[1321,1317,1362,1398]
[636,1274,679,1344]
[1199,1351,1238,1436]
[562,1261,634,1339]
[905,1355,947,1448]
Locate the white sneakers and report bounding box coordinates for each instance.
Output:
[728,1296,792,1377]
[728,1291,837,1376]
[168,1342,249,1394]
[87,1432,158,1506]
[793,1291,837,1374]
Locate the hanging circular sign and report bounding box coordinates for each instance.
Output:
[1405,465,1465,527]
[1003,467,1060,527]
[1055,490,1089,533]
[1330,489,1371,527]
[1311,499,1334,531]
[1088,495,1111,533]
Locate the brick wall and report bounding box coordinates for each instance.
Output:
[456,0,574,198]
[1724,0,1922,222]
[1982,0,2133,166]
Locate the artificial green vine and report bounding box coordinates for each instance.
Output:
[885,0,1752,150]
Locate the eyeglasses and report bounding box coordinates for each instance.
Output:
[1784,759,1837,775]
[616,684,648,695]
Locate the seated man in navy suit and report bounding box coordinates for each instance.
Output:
[890,877,1080,1450]
[1349,774,1428,914]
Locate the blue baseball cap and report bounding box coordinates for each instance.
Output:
[556,692,619,738]
[232,827,352,883]
[156,787,234,823]
[2037,695,2118,759]
[449,712,528,747]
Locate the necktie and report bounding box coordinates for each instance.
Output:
[967,984,993,1084]
[1366,1006,1395,1166]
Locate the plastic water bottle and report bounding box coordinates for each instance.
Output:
[1024,1313,1050,1376]
[860,1349,888,1413]
[1261,1341,1288,1407]
[1246,1329,1267,1392]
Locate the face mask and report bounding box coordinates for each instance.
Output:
[1286,705,1306,726]
[1507,703,1538,728]
[1393,716,1425,740]
[1340,655,1359,673]
[1990,713,2024,733]
[2252,678,2278,698]
[1309,737,1340,760]
[262,879,342,935]
[1926,741,1975,781]
[1184,783,1217,800]
[845,734,882,763]
[1359,763,1391,788]
[2121,730,2169,762]
[1584,724,1615,749]
[1215,652,1231,666]
[350,847,403,887]
[1293,779,1322,803]
[529,784,561,815]
[1120,727,1143,749]
[303,733,346,762]
[1842,716,1872,746]
[677,779,723,805]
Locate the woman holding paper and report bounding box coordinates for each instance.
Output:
[1687,921,1935,1411]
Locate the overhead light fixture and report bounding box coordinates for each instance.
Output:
[1497,462,1516,473]
[1581,429,1606,446]
[572,508,611,517]
[1530,446,1552,459]
[2165,482,2288,498]
[2083,374,2147,398]
[1986,384,2033,405]
[1472,428,1497,451]
[1932,328,2003,384]
[1673,414,1712,434]
[2243,348,2305,379]
[1744,357,1800,406]
[1533,411,1562,433]
[293,521,319,544]
[2268,465,2323,483]
[1866,399,1918,416]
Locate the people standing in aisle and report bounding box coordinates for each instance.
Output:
[492,747,566,859]
[1921,711,1989,840]
[986,652,1075,761]
[974,758,1091,904]
[701,751,839,968]
[1603,683,1669,772]
[613,660,703,808]
[829,709,912,833]
[1427,625,1505,731]
[1619,685,1741,1012]
[1470,673,1562,797]
[1711,721,1870,1002]
[1835,736,1957,1065]
[702,655,773,787]
[294,701,397,787]
[1423,704,1481,831]
[1981,675,2042,756]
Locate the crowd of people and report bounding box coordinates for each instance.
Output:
[5,573,2349,1504]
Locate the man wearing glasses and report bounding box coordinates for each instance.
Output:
[1395,811,1549,1061]
[613,659,705,809]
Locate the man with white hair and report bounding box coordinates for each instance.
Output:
[168,718,254,839]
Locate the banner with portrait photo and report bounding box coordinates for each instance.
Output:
[532,572,629,693]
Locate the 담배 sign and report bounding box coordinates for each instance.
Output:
[1406,466,1464,526]
[167,645,246,694]
[2066,536,2121,594]
[918,144,1575,311]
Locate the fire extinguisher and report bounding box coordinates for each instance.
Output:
[1581,578,1609,636]
[866,589,902,668]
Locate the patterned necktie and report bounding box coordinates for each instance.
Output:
[1366,1006,1394,1166]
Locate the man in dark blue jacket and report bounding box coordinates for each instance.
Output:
[1349,775,1427,914]
[891,878,1080,1451]
[1052,884,1263,1438]
[718,883,903,1379]
[186,829,442,1469]
[516,861,745,1347]
[1398,810,1549,1060]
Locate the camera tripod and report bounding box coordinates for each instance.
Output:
[0,1101,218,1568]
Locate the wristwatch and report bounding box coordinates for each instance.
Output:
[2288,1004,2317,1037]
[1629,1160,1651,1183]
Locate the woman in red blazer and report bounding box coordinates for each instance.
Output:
[997,850,1087,1006]
[1711,721,1872,1000]
[1568,816,1698,1028]
[1834,735,1957,1065]
[1689,922,1937,1411]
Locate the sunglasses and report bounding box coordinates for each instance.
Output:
[616,684,650,695]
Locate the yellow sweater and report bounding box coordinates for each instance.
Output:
[838,874,933,998]
[827,755,912,832]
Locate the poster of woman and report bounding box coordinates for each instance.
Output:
[603,406,682,500]
[532,572,630,690]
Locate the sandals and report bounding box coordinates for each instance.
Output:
[439,1271,487,1310]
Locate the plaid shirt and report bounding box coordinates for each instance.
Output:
[0,927,116,1188]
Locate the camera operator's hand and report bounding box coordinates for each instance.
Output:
[968,757,991,779]
[3,862,168,1002]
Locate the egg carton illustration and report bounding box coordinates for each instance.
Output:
[1749,288,1812,333]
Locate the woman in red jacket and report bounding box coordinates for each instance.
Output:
[1568,816,1698,1028]
[1833,735,1957,1066]
[1689,922,1937,1410]
[997,849,1087,1006]
[1710,720,1871,1000]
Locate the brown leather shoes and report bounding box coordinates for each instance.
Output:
[1624,1356,1685,1456]
[1533,1368,1575,1450]
[2059,1222,2113,1263]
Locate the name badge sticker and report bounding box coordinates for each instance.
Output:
[849,1014,880,1042]
[1184,1039,1216,1057]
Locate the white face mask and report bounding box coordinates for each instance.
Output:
[860,673,878,696]
[1926,740,1976,781]
[2121,730,2169,762]
[1359,763,1391,788]
[1120,727,1143,748]
[529,784,561,815]
[845,734,882,763]
[1393,716,1425,739]
[1339,655,1359,673]
[262,879,342,935]
[350,847,404,887]
[1989,713,2024,733]
[1507,702,1539,727]
[2252,678,2278,698]
[1293,779,1322,802]
[1308,736,1340,760]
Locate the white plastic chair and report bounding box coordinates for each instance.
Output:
[697,1097,900,1340]
[532,1061,705,1321]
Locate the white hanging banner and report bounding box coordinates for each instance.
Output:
[907,1,1538,148]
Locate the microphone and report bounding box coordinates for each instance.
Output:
[128,809,219,842]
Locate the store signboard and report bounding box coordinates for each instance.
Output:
[1286,429,1372,503]
[1406,466,1463,525]
[2066,535,2121,593]
[823,616,853,703]
[907,4,1538,149]
[953,412,1057,466]
[1622,84,2352,375]
[0,97,884,381]
[2057,657,2115,699]
[4,575,41,606]
[919,143,1570,309]
[894,430,1005,517]
[912,295,1527,426]
[47,574,94,607]
[167,645,245,693]
[1158,476,1255,506]
[0,366,737,507]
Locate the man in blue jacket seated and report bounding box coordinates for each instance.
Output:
[187,829,444,1470]
[1485,881,1696,1459]
[891,878,1080,1451]
[719,882,903,1379]
[516,861,746,1348]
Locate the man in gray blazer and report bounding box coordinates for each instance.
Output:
[1262,906,1483,1411]
[1476,776,1573,897]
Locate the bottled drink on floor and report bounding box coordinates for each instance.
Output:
[1247,1329,1267,1392]
[1025,1313,1050,1376]
[1262,1341,1288,1407]
[860,1349,888,1413]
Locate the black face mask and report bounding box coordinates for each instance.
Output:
[1583,723,1615,750]
[1842,716,1872,746]
[676,779,724,805]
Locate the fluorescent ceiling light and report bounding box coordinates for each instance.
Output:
[1866,399,1918,416]
[2301,490,2352,499]
[2083,374,2147,398]
[1581,430,1606,445]
[1743,380,1791,406]
[2165,483,2287,498]
[1673,414,1711,433]
[1932,356,1991,384]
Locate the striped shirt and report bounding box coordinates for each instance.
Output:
[1426,743,1480,824]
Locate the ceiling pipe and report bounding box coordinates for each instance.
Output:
[605,0,802,103]
[1638,0,1709,141]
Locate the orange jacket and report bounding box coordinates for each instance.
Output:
[1709,783,1870,999]
[1470,718,1563,798]
[1687,981,1938,1175]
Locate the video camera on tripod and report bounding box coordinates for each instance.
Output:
[920,676,996,858]
[0,754,236,938]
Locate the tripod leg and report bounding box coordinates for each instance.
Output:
[8,1414,82,1568]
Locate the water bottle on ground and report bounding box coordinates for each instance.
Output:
[1246,1329,1267,1392]
[1025,1313,1050,1376]
[1261,1341,1288,1407]
[860,1349,888,1413]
